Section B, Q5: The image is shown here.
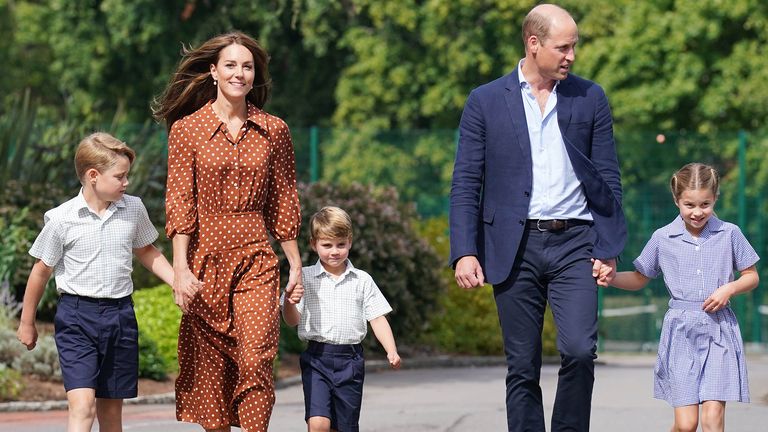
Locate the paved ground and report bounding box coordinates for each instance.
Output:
[1,353,767,431]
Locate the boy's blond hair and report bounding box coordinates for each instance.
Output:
[310,206,353,242]
[74,132,136,184]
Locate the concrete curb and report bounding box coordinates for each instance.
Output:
[0,355,512,412]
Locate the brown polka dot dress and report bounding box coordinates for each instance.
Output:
[165,101,300,431]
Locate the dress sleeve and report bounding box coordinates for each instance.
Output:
[264,117,301,241]
[165,120,198,238]
[633,233,661,279]
[731,225,759,271]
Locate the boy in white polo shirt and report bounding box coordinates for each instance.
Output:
[282,206,401,432]
[16,132,194,432]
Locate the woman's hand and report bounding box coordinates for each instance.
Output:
[284,265,303,304]
[173,267,201,314]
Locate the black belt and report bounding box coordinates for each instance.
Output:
[60,293,133,306]
[306,340,363,355]
[526,219,592,232]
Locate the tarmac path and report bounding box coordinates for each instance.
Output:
[1,354,766,431]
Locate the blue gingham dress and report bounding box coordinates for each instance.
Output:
[633,216,759,407]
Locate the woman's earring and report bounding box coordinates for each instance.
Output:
[213,79,218,86]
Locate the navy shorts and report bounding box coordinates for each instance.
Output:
[300,341,365,432]
[54,294,139,399]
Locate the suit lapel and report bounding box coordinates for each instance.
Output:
[503,69,532,160]
[556,77,573,134]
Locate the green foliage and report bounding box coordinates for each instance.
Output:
[416,216,558,356]
[0,328,25,367]
[319,128,455,217]
[276,181,448,351]
[11,334,61,381]
[0,281,21,330]
[0,364,24,401]
[133,284,181,372]
[138,329,170,380]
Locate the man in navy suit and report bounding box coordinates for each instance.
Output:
[450,4,627,431]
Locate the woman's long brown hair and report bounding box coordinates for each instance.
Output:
[152,31,271,131]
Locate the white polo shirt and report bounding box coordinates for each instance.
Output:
[29,190,158,298]
[292,260,393,345]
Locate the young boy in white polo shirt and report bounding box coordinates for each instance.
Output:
[282,206,401,432]
[16,132,193,432]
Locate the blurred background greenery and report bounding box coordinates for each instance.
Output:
[2,0,768,389]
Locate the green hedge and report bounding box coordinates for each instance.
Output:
[133,284,181,374]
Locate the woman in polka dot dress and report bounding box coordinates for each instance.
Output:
[153,32,303,432]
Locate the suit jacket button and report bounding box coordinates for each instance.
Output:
[524,191,530,197]
[519,220,525,225]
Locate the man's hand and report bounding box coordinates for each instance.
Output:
[592,258,617,287]
[455,256,485,289]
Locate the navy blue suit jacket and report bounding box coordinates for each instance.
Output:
[449,68,627,285]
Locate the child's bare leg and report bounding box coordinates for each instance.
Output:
[308,416,332,432]
[66,388,97,432]
[95,398,124,432]
[700,400,725,432]
[672,405,699,432]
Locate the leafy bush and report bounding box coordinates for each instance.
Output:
[0,280,21,330]
[133,284,181,372]
[138,329,170,380]
[12,334,61,381]
[0,364,24,401]
[0,184,67,320]
[276,182,448,352]
[416,216,559,356]
[0,328,25,366]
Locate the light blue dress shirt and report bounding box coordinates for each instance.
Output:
[518,60,592,220]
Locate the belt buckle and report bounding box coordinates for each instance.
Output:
[536,219,546,232]
[537,219,566,232]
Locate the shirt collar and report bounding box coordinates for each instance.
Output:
[517,59,560,93]
[308,259,359,280]
[200,100,270,141]
[75,188,125,217]
[667,214,724,239]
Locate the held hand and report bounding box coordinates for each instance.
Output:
[387,351,402,370]
[173,267,201,314]
[592,258,617,287]
[455,256,485,289]
[703,284,734,313]
[284,265,303,304]
[17,322,38,350]
[285,281,304,304]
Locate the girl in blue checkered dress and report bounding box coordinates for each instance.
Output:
[606,163,759,432]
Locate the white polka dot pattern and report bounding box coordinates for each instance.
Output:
[165,101,301,431]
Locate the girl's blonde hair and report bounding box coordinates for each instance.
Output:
[310,206,353,242]
[670,162,720,201]
[74,132,135,184]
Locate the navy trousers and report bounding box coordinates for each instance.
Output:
[493,224,598,432]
